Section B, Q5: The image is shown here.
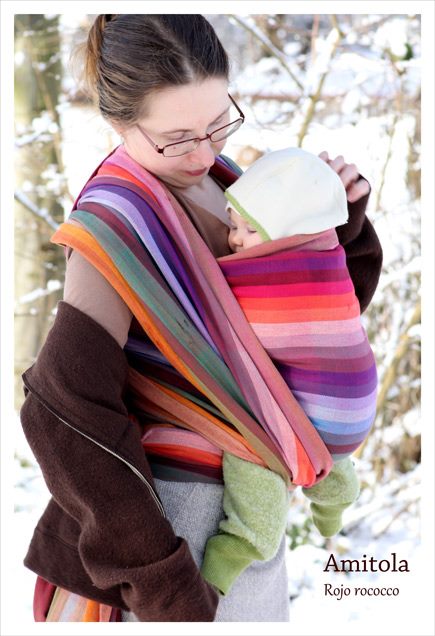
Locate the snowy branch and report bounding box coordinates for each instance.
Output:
[14,191,60,231]
[296,17,342,146]
[375,299,421,415]
[228,15,304,93]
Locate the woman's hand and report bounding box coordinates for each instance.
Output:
[318,151,370,203]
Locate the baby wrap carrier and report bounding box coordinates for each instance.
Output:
[51,145,334,489]
[218,230,378,460]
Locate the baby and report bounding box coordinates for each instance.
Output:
[200,148,377,596]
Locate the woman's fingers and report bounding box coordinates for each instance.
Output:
[318,152,369,202]
[346,178,370,202]
[328,155,346,174]
[338,163,359,189]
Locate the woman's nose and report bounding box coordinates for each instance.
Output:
[189,138,216,167]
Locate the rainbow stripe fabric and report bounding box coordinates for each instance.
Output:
[45,587,116,622]
[218,231,378,460]
[51,145,338,489]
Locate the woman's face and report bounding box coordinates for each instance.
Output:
[119,78,230,188]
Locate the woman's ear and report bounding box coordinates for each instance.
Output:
[109,120,125,138]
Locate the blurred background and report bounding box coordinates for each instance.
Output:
[14,13,422,631]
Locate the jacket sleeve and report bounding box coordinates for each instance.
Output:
[336,180,383,313]
[20,301,219,621]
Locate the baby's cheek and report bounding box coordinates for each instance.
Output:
[246,232,263,248]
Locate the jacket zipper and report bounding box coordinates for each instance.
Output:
[23,380,166,518]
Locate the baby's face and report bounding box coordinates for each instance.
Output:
[227,207,263,253]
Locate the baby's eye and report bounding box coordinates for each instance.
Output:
[247,228,257,233]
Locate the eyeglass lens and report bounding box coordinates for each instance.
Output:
[163,119,244,157]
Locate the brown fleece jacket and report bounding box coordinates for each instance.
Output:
[336,187,382,313]
[20,301,219,621]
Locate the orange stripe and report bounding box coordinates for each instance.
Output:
[129,374,259,455]
[143,443,223,467]
[238,291,356,311]
[243,302,360,323]
[51,225,206,394]
[149,378,260,454]
[83,600,101,622]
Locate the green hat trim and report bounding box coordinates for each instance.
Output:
[224,190,271,242]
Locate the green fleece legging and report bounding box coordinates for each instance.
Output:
[201,453,360,596]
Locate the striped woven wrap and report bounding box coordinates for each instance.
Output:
[51,145,337,489]
[218,231,378,460]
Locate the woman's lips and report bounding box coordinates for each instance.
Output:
[183,168,208,176]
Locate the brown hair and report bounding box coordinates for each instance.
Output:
[76,14,230,127]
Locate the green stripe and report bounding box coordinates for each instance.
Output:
[74,210,250,411]
[153,378,234,425]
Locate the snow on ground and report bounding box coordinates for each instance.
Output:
[285,465,424,636]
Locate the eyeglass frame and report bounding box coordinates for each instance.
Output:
[135,94,245,157]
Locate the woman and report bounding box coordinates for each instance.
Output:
[20,14,382,622]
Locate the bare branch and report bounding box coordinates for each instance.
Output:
[14,190,60,231]
[228,15,304,93]
[375,112,400,210]
[296,17,342,146]
[376,299,421,415]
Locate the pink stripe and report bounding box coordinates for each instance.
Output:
[230,333,300,469]
[232,279,354,298]
[142,426,223,455]
[253,316,364,337]
[260,330,366,349]
[294,387,378,410]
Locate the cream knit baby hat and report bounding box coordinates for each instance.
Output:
[225,147,348,240]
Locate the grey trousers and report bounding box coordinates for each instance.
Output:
[122,478,290,622]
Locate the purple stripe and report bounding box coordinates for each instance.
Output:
[80,178,208,315]
[280,363,377,385]
[77,187,218,353]
[284,375,378,398]
[225,268,350,286]
[318,428,372,445]
[270,350,376,373]
[327,439,370,454]
[220,247,346,276]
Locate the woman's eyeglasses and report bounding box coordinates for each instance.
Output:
[136,94,245,158]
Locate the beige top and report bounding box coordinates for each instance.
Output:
[63,172,231,347]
